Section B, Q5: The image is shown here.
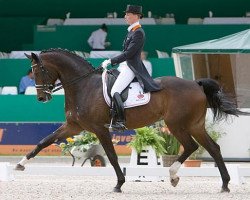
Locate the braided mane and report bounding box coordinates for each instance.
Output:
[41,48,94,68]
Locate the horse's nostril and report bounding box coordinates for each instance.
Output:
[38,96,44,101]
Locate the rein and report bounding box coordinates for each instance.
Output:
[52,66,103,93]
[32,56,103,94]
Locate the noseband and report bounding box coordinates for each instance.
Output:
[31,59,55,95]
[31,56,103,94]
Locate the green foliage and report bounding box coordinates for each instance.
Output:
[153,120,181,155]
[127,126,167,156]
[159,133,180,155]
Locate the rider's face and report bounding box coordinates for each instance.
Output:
[124,13,140,25]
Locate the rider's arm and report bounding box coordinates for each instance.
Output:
[111,30,144,66]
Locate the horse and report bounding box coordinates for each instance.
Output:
[15,48,248,193]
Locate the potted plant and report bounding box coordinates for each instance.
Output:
[184,121,225,167]
[59,131,119,166]
[127,126,166,156]
[153,120,181,167]
[127,126,167,181]
[183,145,204,167]
[59,131,100,157]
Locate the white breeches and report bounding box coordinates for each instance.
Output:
[111,62,135,97]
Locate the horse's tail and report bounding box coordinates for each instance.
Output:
[196,78,250,121]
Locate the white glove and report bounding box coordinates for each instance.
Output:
[101,59,111,69]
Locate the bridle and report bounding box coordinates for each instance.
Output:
[31,56,103,95]
[31,57,55,95]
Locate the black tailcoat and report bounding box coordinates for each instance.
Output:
[110,26,161,93]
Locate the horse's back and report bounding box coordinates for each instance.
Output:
[154,76,207,119]
[155,76,203,93]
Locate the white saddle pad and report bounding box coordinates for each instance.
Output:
[102,70,150,108]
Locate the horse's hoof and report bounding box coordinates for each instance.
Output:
[14,164,25,171]
[221,187,230,193]
[170,177,180,187]
[113,187,122,193]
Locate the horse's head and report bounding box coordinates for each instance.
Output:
[25,52,57,103]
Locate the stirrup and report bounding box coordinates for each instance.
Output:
[104,123,127,132]
[104,119,127,132]
[104,117,115,132]
[113,121,127,131]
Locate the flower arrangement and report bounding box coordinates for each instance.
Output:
[59,131,99,155]
[59,131,120,156]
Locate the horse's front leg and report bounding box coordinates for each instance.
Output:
[96,129,125,193]
[15,124,73,171]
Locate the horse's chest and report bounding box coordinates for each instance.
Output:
[66,110,81,121]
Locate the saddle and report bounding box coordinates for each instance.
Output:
[106,69,130,102]
[102,69,150,109]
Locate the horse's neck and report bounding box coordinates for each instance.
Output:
[63,73,102,108]
[42,52,92,83]
[50,58,92,86]
[42,52,100,100]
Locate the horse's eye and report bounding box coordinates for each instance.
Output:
[49,85,54,90]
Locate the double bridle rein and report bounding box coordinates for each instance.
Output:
[31,56,103,94]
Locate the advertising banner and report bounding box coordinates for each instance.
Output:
[0,123,135,155]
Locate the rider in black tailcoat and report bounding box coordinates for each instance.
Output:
[101,5,161,130]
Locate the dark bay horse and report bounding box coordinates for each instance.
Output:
[15,49,247,193]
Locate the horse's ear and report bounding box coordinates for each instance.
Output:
[31,52,39,61]
[24,53,32,60]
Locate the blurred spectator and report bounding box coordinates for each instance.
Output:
[19,69,35,94]
[87,23,111,50]
[141,51,152,76]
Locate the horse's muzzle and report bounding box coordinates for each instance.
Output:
[38,94,52,103]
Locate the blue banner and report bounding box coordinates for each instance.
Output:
[0,123,135,145]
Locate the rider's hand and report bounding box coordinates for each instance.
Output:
[101,59,111,70]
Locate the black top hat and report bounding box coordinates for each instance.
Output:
[125,5,143,18]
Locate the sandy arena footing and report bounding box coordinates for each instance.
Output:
[0,175,250,200]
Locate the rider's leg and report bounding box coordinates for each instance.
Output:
[113,92,126,125]
[111,65,135,96]
[109,65,135,129]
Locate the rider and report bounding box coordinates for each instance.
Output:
[101,4,161,130]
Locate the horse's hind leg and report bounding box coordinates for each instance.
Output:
[191,128,230,192]
[166,125,199,187]
[15,123,79,171]
[95,129,125,193]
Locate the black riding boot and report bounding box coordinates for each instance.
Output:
[105,92,127,131]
